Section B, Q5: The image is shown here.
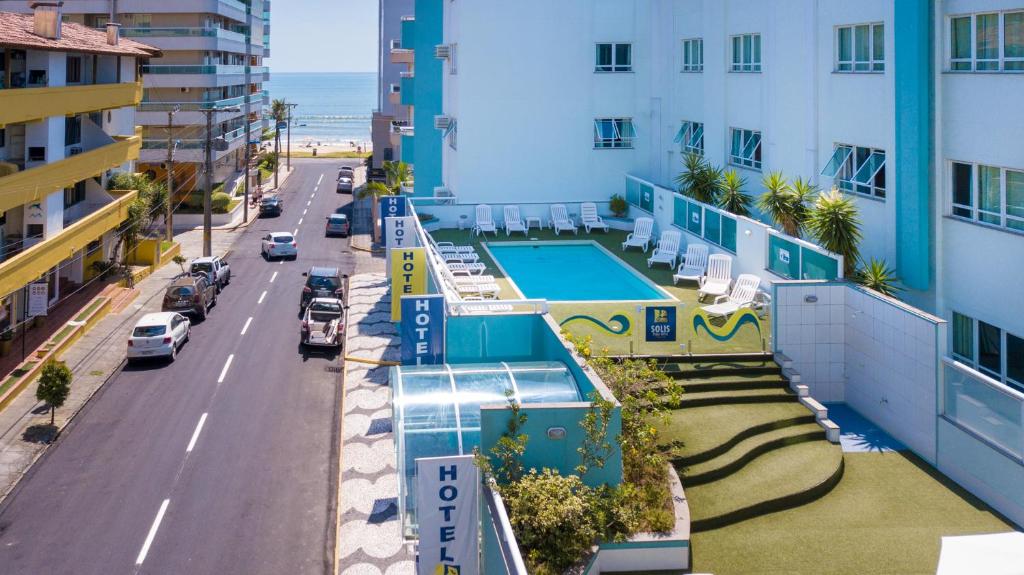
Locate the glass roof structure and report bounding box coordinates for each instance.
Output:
[392,361,582,535]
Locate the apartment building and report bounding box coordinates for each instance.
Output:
[401,0,1024,395]
[371,0,415,171]
[12,0,273,193]
[0,5,159,334]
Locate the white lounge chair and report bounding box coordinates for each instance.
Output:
[621,217,654,252]
[702,274,761,319]
[475,204,497,236]
[428,235,475,254]
[698,254,733,302]
[442,268,500,298]
[439,251,480,263]
[550,204,578,235]
[580,202,609,233]
[647,230,682,268]
[673,244,709,285]
[447,261,488,275]
[503,205,528,237]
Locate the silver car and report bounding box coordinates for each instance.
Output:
[261,232,297,260]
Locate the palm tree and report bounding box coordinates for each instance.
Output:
[270,98,287,187]
[674,152,722,205]
[357,161,411,241]
[383,160,412,191]
[756,171,798,236]
[806,188,862,277]
[718,169,752,216]
[787,177,818,238]
[854,258,901,297]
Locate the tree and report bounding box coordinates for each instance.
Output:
[36,361,72,426]
[718,169,752,216]
[806,188,862,277]
[172,254,187,275]
[357,161,411,241]
[787,177,818,238]
[756,171,797,235]
[673,152,722,205]
[270,98,288,186]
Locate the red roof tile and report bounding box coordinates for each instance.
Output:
[0,12,161,57]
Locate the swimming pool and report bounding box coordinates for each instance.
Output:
[486,241,672,301]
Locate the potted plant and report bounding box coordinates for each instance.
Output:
[609,193,628,218]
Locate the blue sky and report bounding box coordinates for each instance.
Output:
[270,0,376,73]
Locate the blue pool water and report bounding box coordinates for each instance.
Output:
[487,243,668,301]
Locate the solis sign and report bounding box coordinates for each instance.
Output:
[645,305,677,342]
[416,455,479,575]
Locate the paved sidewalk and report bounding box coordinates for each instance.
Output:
[337,273,414,575]
[0,224,249,502]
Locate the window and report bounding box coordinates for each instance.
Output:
[730,33,761,72]
[682,38,703,72]
[0,128,5,148]
[594,118,636,149]
[26,224,44,238]
[673,121,704,155]
[728,128,761,170]
[65,115,82,147]
[449,43,457,75]
[949,11,1024,71]
[836,23,884,72]
[66,56,82,83]
[64,181,86,209]
[821,144,886,199]
[595,43,632,72]
[953,312,1024,391]
[28,147,46,162]
[443,120,457,151]
[949,161,1024,232]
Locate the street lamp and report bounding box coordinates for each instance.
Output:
[202,106,242,257]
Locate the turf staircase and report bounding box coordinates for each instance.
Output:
[650,353,844,532]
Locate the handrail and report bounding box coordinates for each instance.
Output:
[483,478,529,575]
[943,357,1024,402]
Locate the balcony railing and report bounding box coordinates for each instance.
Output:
[0,82,142,126]
[141,121,261,150]
[141,65,269,75]
[139,90,267,112]
[942,357,1024,461]
[118,27,247,43]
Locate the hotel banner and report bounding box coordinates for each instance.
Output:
[416,455,479,575]
[390,247,426,321]
[400,295,446,366]
[385,216,418,277]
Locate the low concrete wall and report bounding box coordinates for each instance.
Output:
[172,199,243,230]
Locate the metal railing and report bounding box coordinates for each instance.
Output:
[139,91,267,112]
[141,65,269,75]
[117,27,246,43]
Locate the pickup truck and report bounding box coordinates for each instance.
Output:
[301,298,345,349]
[189,256,231,291]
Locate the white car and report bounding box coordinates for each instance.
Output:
[127,312,190,363]
[261,232,297,260]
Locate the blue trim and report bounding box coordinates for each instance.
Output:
[411,0,444,197]
[894,0,933,290]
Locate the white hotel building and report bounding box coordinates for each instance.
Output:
[397,0,1024,396]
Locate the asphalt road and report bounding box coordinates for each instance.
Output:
[0,159,364,575]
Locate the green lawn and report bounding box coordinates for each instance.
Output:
[430,228,769,355]
[74,298,106,323]
[690,451,1016,575]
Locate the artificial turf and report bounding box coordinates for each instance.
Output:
[430,228,769,355]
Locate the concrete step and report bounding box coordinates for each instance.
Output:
[678,422,826,486]
[673,386,798,408]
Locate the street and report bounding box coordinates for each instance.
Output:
[0,159,363,575]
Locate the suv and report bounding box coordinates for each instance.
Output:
[189,256,231,291]
[162,275,217,320]
[259,195,283,217]
[301,267,344,310]
[325,213,350,237]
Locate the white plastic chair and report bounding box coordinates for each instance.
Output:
[447,261,487,275]
[475,204,497,236]
[647,230,682,268]
[503,205,528,236]
[621,217,654,252]
[580,202,609,233]
[702,274,761,318]
[672,244,709,285]
[698,254,733,302]
[550,204,578,235]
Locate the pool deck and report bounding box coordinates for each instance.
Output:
[431,228,770,356]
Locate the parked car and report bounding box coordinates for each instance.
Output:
[336,176,353,194]
[189,256,231,291]
[127,312,191,363]
[325,213,350,237]
[337,166,355,179]
[259,195,283,217]
[301,298,345,349]
[367,168,386,183]
[301,266,344,309]
[261,232,297,260]
[162,275,217,320]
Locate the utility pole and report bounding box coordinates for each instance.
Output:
[242,15,252,224]
[203,109,214,257]
[165,106,179,243]
[286,102,297,171]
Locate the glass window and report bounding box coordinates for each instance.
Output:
[951,16,973,70]
[953,312,974,361]
[978,165,1002,225]
[952,162,973,218]
[834,145,886,199]
[1006,12,1024,70]
[596,43,612,71]
[594,118,634,149]
[837,27,853,71]
[821,145,853,178]
[872,24,885,71]
[133,325,167,337]
[976,13,1000,70]
[614,44,632,72]
[978,320,1002,378]
[729,128,762,170]
[951,11,1024,71]
[595,43,631,72]
[1008,332,1024,387]
[675,121,703,155]
[682,38,703,72]
[1006,170,1024,231]
[837,23,884,72]
[731,33,761,72]
[855,25,871,71]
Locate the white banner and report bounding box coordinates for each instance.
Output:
[416,455,479,575]
[385,216,418,277]
[27,282,49,317]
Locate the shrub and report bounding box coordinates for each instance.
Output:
[609,193,628,217]
[107,172,145,191]
[211,192,232,213]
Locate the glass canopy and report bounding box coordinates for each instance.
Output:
[392,361,582,536]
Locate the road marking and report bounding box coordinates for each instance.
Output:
[217,354,234,384]
[135,499,170,565]
[186,413,208,453]
[307,200,312,207]
[314,186,319,193]
[311,193,316,199]
[258,290,267,304]
[241,317,253,335]
[278,259,284,266]
[298,218,303,226]
[317,174,324,186]
[302,208,307,215]
[270,271,278,283]
[293,228,298,236]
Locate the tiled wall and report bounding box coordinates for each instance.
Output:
[774,281,946,462]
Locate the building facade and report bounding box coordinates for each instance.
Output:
[13,0,273,193]
[401,0,1024,395]
[0,6,159,336]
[371,0,415,171]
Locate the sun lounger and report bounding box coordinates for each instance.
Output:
[622,217,654,252]
[672,244,709,285]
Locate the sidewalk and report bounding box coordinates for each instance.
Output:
[0,223,249,502]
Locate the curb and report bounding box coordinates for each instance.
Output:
[342,356,399,366]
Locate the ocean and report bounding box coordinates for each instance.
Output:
[266,72,376,148]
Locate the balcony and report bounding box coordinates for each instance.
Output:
[0,82,142,126]
[118,26,247,53]
[141,65,270,89]
[391,48,415,65]
[0,128,142,215]
[0,190,138,299]
[388,84,401,106]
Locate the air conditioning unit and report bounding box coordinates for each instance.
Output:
[390,83,401,94]
[69,147,83,156]
[390,39,402,50]
[433,186,455,205]
[434,44,451,59]
[434,115,452,130]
